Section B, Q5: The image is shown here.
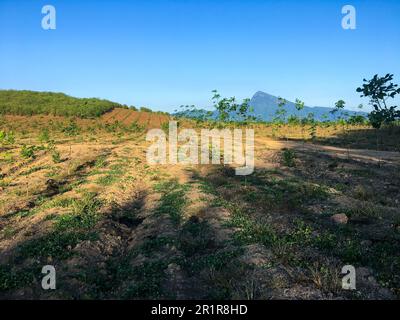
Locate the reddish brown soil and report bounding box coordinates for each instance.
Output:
[101,108,169,128]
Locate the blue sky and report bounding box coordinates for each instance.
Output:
[0,0,399,112]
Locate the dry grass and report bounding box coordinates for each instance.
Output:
[0,116,399,299]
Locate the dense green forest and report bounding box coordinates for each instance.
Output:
[0,90,121,118]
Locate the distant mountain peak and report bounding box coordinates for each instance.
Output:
[252,91,275,98]
[249,91,366,121]
[253,90,266,96]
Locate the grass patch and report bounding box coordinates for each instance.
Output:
[343,203,384,220]
[19,193,101,261]
[20,165,50,176]
[54,193,101,231]
[19,231,98,261]
[96,174,119,186]
[0,265,38,292]
[123,261,169,299]
[95,162,126,186]
[153,180,190,224]
[1,226,17,239]
[178,217,214,257]
[138,236,176,257]
[180,249,242,276]
[79,252,169,299]
[94,155,108,168]
[229,208,278,247]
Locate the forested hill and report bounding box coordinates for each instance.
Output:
[0,90,122,118]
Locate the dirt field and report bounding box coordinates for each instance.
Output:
[0,116,399,299]
[102,108,169,128]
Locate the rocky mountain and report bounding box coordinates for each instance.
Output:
[249,91,366,121]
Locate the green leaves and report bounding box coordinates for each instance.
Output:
[273,97,288,124]
[20,145,37,159]
[212,90,256,123]
[0,90,119,118]
[62,119,80,137]
[330,100,346,116]
[295,98,305,111]
[140,107,153,112]
[0,130,15,145]
[334,100,346,110]
[356,74,400,128]
[38,128,50,143]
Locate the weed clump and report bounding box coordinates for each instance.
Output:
[20,145,38,159]
[281,148,296,167]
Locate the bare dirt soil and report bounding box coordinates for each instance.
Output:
[102,108,169,128]
[0,118,399,299]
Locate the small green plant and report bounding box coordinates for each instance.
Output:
[1,226,16,239]
[295,99,306,141]
[290,219,313,244]
[275,97,288,124]
[105,120,122,134]
[307,113,317,142]
[62,119,80,156]
[20,145,36,159]
[0,130,15,145]
[281,148,296,167]
[55,192,102,231]
[62,119,80,136]
[130,121,144,133]
[307,262,341,293]
[38,128,50,143]
[51,149,62,163]
[94,155,107,168]
[161,122,169,135]
[46,141,62,163]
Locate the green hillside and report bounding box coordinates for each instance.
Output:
[0,90,122,118]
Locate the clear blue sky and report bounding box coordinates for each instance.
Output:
[1,0,399,112]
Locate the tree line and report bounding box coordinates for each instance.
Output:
[177,74,400,130]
